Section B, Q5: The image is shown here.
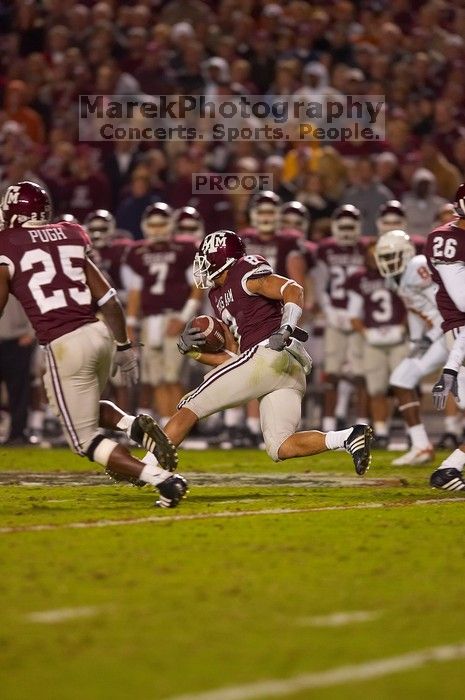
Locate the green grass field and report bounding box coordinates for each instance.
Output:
[1,445,465,700]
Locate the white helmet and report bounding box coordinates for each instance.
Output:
[374,229,415,278]
[331,204,361,245]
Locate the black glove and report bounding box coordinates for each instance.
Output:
[409,336,432,358]
[177,324,206,355]
[267,325,292,351]
[113,342,139,385]
[432,369,458,410]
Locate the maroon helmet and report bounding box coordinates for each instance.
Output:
[141,201,174,240]
[193,230,246,288]
[454,183,465,218]
[84,209,115,247]
[174,206,204,239]
[0,181,52,229]
[250,190,281,234]
[376,199,406,236]
[280,200,309,234]
[331,204,361,245]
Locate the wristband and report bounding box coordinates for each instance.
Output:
[116,341,132,351]
[97,287,117,307]
[281,302,302,331]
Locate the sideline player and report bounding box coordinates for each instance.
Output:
[0,181,186,507]
[425,185,465,490]
[316,205,369,430]
[125,202,202,423]
[164,229,373,475]
[347,242,408,446]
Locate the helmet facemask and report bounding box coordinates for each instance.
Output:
[374,231,415,278]
[376,215,406,236]
[252,203,279,235]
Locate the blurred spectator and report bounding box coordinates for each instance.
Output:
[0,296,35,445]
[296,173,336,223]
[3,80,45,143]
[103,140,143,210]
[419,137,462,200]
[375,152,405,198]
[282,142,347,201]
[402,168,447,236]
[61,148,111,220]
[340,157,393,235]
[115,167,161,239]
[165,150,233,232]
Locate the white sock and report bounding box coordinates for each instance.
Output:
[28,410,44,431]
[224,407,243,427]
[116,413,135,437]
[325,428,353,450]
[246,417,261,435]
[335,380,353,418]
[407,423,430,449]
[374,421,388,437]
[438,448,465,471]
[322,416,336,432]
[139,452,171,485]
[444,415,462,437]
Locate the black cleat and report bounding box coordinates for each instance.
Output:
[130,414,178,472]
[344,424,373,476]
[430,467,465,491]
[156,475,188,508]
[435,432,460,450]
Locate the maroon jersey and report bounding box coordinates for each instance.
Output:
[317,237,368,309]
[297,238,317,271]
[90,238,133,293]
[209,255,282,353]
[425,221,465,332]
[0,221,97,344]
[347,267,406,329]
[125,238,196,315]
[240,228,302,276]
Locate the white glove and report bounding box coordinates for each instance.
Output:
[267,326,292,351]
[113,343,139,385]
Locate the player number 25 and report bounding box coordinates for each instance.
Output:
[432,236,457,259]
[20,246,91,314]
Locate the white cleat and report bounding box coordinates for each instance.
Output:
[391,446,435,466]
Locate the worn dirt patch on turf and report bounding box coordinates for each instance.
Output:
[0,471,406,488]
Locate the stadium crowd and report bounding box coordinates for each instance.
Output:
[1,0,465,459]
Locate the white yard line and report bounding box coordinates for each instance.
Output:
[164,642,465,700]
[295,610,382,627]
[0,498,461,534]
[25,605,105,624]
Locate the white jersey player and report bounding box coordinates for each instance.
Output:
[375,229,447,464]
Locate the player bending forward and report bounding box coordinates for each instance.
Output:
[166,229,373,473]
[0,181,187,508]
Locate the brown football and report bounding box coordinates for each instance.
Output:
[190,315,226,353]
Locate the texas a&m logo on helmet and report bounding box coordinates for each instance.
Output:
[0,181,52,229]
[193,230,245,288]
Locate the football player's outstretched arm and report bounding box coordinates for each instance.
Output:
[0,265,10,317]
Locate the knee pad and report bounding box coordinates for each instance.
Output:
[85,434,118,467]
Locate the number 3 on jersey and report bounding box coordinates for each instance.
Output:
[20,246,91,314]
